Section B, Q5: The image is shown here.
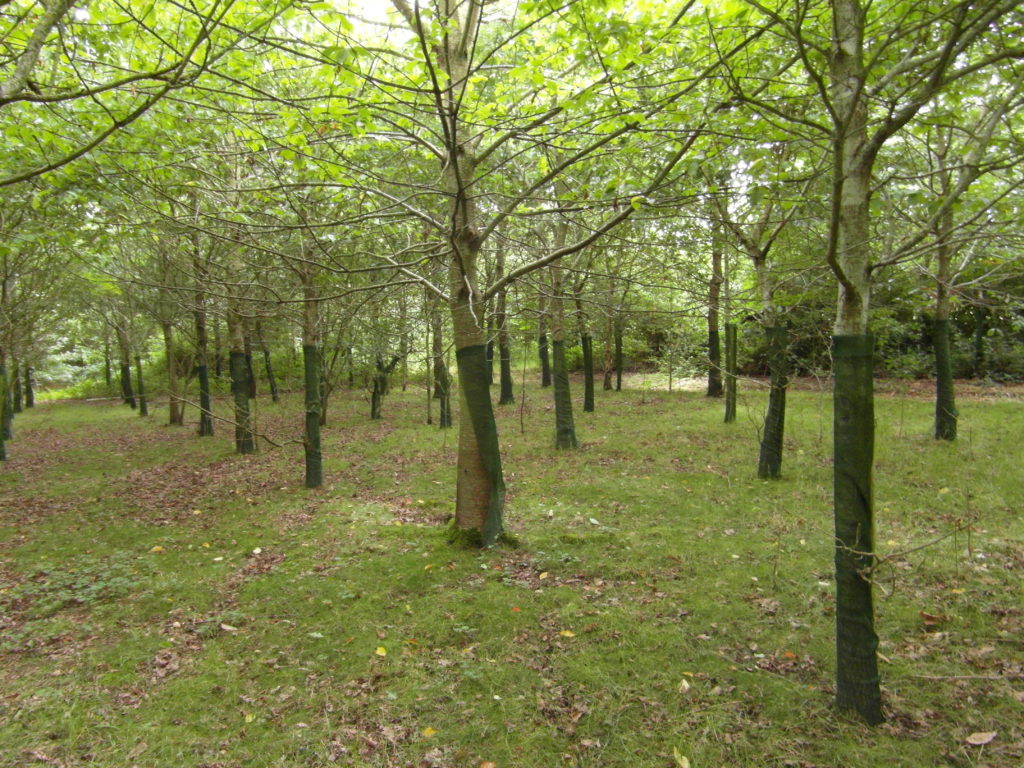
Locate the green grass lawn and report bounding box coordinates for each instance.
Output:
[1,377,1022,767]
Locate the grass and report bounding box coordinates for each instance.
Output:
[1,375,1022,768]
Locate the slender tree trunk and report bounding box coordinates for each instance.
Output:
[549,262,578,449]
[724,323,737,423]
[933,163,957,441]
[757,325,787,478]
[602,313,613,390]
[301,268,322,487]
[193,247,214,437]
[371,355,400,420]
[399,291,410,391]
[430,306,451,426]
[243,324,257,400]
[12,360,22,413]
[227,304,255,454]
[495,245,514,405]
[707,220,724,397]
[213,315,223,379]
[573,287,595,413]
[117,327,136,409]
[830,0,882,723]
[135,355,148,417]
[614,316,624,391]
[0,352,8,457]
[162,322,184,426]
[971,303,987,377]
[103,335,112,389]
[24,365,34,409]
[257,323,279,403]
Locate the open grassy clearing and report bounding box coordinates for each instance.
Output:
[1,378,1022,768]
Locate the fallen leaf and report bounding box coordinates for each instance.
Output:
[511,606,522,613]
[480,763,498,768]
[677,678,691,694]
[422,727,437,738]
[559,630,576,638]
[965,731,996,746]
[220,623,239,632]
[149,545,165,553]
[244,713,255,723]
[375,646,387,657]
[539,572,549,580]
[672,746,690,768]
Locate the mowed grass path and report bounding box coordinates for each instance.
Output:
[1,378,1021,767]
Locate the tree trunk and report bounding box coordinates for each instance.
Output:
[301,268,322,487]
[303,345,322,488]
[104,336,112,389]
[757,325,787,479]
[538,285,551,387]
[614,316,624,391]
[193,245,214,437]
[707,219,724,397]
[572,284,595,413]
[162,322,184,426]
[227,305,255,454]
[213,315,223,379]
[11,360,22,413]
[371,355,400,420]
[259,328,279,404]
[933,163,957,441]
[243,326,257,400]
[135,355,148,417]
[724,323,737,423]
[971,303,987,377]
[117,327,136,409]
[24,365,34,408]
[829,0,883,723]
[602,313,613,390]
[933,319,957,441]
[549,263,578,450]
[495,246,514,405]
[0,353,7,457]
[832,334,881,723]
[432,304,446,400]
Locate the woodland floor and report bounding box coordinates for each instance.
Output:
[0,376,1022,768]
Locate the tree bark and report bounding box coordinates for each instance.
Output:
[193,240,214,437]
[614,316,624,391]
[757,325,787,479]
[135,355,148,417]
[724,323,737,423]
[24,365,34,408]
[707,218,724,397]
[301,266,322,487]
[829,0,882,724]
[11,360,22,413]
[116,326,136,409]
[549,262,578,449]
[256,321,279,404]
[0,353,7,457]
[162,322,184,426]
[227,303,255,454]
[495,246,514,405]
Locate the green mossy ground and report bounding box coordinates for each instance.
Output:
[1,377,1021,767]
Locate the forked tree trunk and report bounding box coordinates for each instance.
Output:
[830,0,882,723]
[257,322,279,404]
